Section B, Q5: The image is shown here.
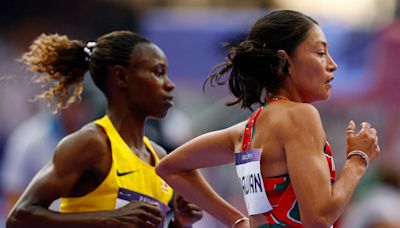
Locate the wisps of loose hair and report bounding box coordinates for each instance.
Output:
[20,34,88,112]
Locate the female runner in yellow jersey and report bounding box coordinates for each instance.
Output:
[7,31,203,228]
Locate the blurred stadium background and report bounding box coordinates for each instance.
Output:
[1,0,400,227]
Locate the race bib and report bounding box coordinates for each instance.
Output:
[115,188,171,228]
[235,149,272,215]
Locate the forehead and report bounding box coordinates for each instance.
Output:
[131,43,167,66]
[299,24,327,49]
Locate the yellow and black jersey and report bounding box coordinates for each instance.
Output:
[60,115,173,214]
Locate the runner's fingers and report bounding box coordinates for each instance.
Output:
[138,220,158,228]
[376,144,381,152]
[140,210,162,225]
[369,127,377,136]
[179,203,201,214]
[142,203,162,217]
[187,209,203,219]
[346,120,356,137]
[360,122,371,131]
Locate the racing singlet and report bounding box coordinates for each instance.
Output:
[60,115,174,219]
[235,98,336,227]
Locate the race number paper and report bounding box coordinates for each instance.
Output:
[115,188,171,228]
[235,149,272,215]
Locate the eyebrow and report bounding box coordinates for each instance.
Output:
[154,62,167,69]
[316,41,327,48]
[135,59,166,67]
[145,62,168,71]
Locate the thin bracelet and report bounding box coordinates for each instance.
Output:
[232,217,249,228]
[347,150,369,168]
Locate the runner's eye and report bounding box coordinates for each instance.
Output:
[154,68,166,77]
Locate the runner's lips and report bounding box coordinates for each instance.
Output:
[326,77,334,83]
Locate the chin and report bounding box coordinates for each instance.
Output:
[319,89,331,100]
[325,92,331,100]
[309,94,330,103]
[320,95,331,102]
[150,110,170,119]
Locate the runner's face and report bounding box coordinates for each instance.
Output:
[126,43,175,118]
[287,24,337,103]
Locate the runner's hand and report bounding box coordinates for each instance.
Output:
[173,194,203,227]
[113,201,162,227]
[346,120,380,162]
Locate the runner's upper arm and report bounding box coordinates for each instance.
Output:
[15,126,109,208]
[281,103,332,225]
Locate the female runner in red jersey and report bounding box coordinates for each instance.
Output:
[156,10,380,228]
